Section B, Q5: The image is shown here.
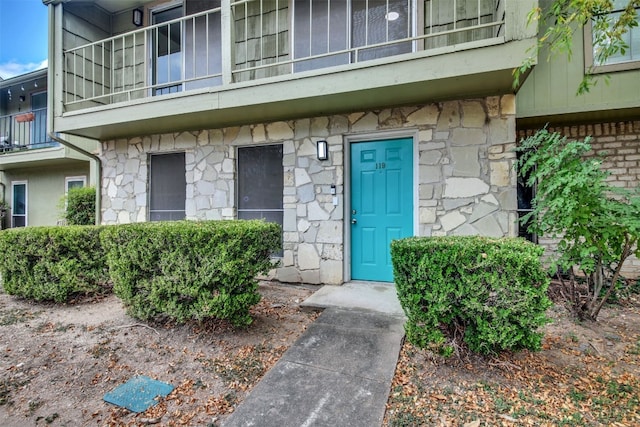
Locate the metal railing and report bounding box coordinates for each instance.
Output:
[0,108,57,153]
[62,0,505,110]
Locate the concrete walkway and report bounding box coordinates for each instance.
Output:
[223,283,406,427]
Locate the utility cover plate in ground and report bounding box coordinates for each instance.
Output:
[103,375,174,413]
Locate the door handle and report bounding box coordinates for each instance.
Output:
[351,218,357,224]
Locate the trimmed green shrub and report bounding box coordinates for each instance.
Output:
[64,187,96,225]
[100,220,281,327]
[0,226,109,302]
[391,236,551,355]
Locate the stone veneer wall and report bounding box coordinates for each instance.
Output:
[101,95,518,284]
[518,120,640,279]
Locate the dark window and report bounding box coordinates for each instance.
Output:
[11,182,27,227]
[516,152,536,243]
[149,152,186,221]
[237,144,283,230]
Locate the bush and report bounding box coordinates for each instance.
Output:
[0,226,109,302]
[100,220,281,327]
[391,236,551,355]
[517,129,640,321]
[64,187,96,225]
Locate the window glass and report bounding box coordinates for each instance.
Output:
[12,182,27,227]
[293,0,349,71]
[592,1,640,66]
[31,92,48,145]
[293,0,412,71]
[152,5,183,94]
[149,152,186,221]
[352,0,411,61]
[66,176,86,192]
[184,0,222,89]
[237,145,283,249]
[516,152,536,243]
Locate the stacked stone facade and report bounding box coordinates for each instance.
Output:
[518,120,640,278]
[101,95,518,284]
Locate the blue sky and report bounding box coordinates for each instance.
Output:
[0,0,49,79]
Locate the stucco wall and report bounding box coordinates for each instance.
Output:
[518,120,640,278]
[101,95,518,284]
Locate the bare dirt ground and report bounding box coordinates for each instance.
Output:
[0,281,318,427]
[385,290,640,426]
[2,280,639,427]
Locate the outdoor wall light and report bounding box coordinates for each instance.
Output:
[132,8,144,27]
[316,140,328,161]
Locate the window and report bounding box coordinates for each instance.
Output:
[293,0,412,72]
[586,1,640,72]
[11,181,27,228]
[152,3,184,95]
[516,152,536,243]
[31,92,47,145]
[149,152,186,221]
[65,176,86,193]
[184,0,222,90]
[237,145,283,241]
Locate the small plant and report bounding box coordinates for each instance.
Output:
[516,128,640,321]
[0,201,9,216]
[565,332,579,343]
[0,308,38,326]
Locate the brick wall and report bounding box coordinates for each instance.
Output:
[518,120,640,278]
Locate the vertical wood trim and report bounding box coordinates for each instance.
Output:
[221,0,233,84]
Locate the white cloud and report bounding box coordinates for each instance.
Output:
[0,59,48,80]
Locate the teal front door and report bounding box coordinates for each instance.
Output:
[350,137,413,282]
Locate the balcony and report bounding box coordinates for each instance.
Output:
[0,108,57,153]
[52,0,537,139]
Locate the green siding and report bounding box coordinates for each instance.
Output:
[517,23,640,120]
[3,164,90,227]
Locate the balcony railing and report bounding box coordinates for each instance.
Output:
[0,108,57,153]
[62,0,505,111]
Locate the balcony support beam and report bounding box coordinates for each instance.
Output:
[221,0,233,85]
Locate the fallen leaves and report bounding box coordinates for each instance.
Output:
[385,301,640,426]
[0,282,317,426]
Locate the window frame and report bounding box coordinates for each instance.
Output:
[149,1,185,95]
[148,151,187,221]
[516,151,537,244]
[11,181,27,228]
[583,9,640,74]
[290,0,419,72]
[236,143,284,256]
[65,175,87,193]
